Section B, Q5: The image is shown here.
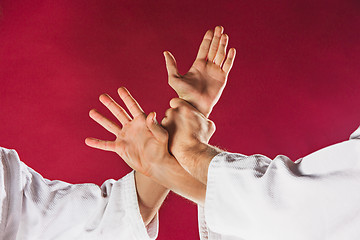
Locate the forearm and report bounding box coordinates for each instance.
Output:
[151,156,207,206]
[134,171,169,225]
[186,143,222,185]
[134,156,208,221]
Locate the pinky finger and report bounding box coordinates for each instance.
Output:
[85,137,116,152]
[222,48,236,74]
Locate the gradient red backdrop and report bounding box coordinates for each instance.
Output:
[0,0,359,239]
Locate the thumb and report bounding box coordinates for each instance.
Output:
[170,98,188,109]
[146,112,169,142]
[170,98,197,112]
[163,51,179,77]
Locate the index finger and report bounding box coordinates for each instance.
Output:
[117,87,144,118]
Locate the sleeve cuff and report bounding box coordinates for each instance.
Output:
[198,205,223,240]
[204,152,252,236]
[204,152,225,235]
[123,171,159,240]
[198,205,209,240]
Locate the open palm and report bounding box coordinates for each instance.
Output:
[85,87,171,177]
[164,26,236,117]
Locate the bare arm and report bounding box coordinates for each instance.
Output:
[85,88,206,227]
[134,173,169,225]
[162,26,236,184]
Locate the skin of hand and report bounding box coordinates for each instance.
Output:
[164,26,236,118]
[85,87,171,178]
[85,87,171,225]
[162,98,222,184]
[85,87,207,224]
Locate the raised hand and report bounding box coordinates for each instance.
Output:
[85,87,172,178]
[164,26,236,117]
[86,88,207,205]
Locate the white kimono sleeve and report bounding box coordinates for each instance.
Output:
[199,128,360,240]
[0,147,158,240]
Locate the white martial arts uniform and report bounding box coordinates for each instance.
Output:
[199,127,360,240]
[0,148,158,240]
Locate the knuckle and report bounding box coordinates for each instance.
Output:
[178,102,189,110]
[223,33,228,39]
[210,45,218,50]
[159,131,169,144]
[107,100,116,108]
[184,105,194,114]
[208,120,216,132]
[178,106,188,114]
[168,77,174,84]
[161,117,168,126]
[163,130,169,139]
[165,108,174,117]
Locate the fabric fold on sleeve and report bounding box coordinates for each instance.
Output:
[198,205,244,240]
[0,147,158,240]
[204,139,360,240]
[123,170,159,240]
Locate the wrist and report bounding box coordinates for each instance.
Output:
[149,155,207,205]
[148,155,180,189]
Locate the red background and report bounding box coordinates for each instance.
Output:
[0,0,359,239]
